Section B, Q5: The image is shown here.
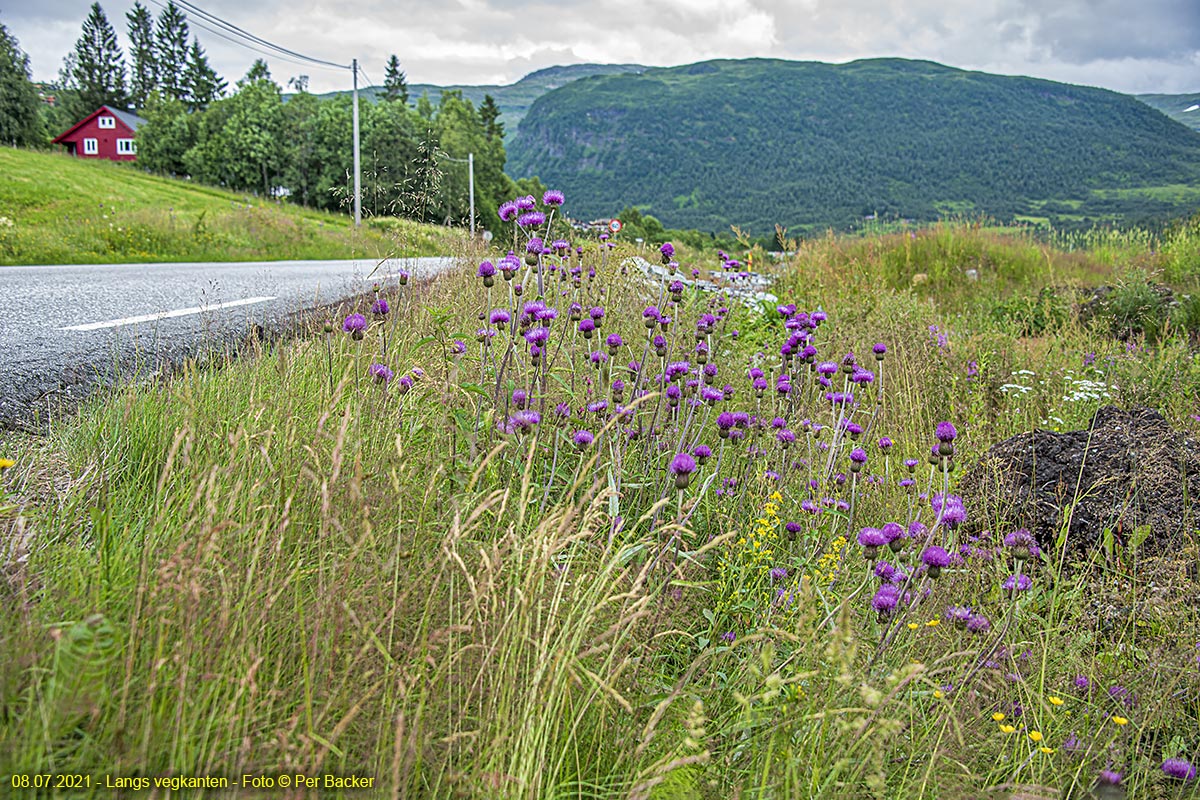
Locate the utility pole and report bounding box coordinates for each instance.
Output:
[443,152,476,237]
[468,152,475,237]
[352,58,361,227]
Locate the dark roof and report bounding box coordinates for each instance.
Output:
[52,105,149,143]
[107,106,147,131]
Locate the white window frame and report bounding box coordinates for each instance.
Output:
[82,138,98,155]
[98,116,116,129]
[116,138,136,155]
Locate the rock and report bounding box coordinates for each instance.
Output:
[958,406,1200,555]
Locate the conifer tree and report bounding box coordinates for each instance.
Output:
[479,94,503,140]
[183,37,225,111]
[154,0,190,100]
[382,55,408,104]
[126,1,156,108]
[0,21,42,145]
[69,3,128,116]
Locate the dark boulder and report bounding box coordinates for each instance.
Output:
[959,406,1200,554]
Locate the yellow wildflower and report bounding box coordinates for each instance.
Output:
[925,619,940,627]
[1112,716,1129,726]
[992,712,1006,722]
[0,458,14,470]
[907,622,919,630]
[933,690,944,700]
[1048,696,1064,706]
[1028,730,1043,743]
[999,724,1016,734]
[1039,746,1054,754]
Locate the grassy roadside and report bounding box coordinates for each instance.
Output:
[1,217,1199,797]
[0,148,468,265]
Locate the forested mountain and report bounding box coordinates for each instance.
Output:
[507,58,1200,235]
[316,63,645,129]
[1137,93,1200,132]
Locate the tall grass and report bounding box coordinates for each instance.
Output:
[2,215,1199,797]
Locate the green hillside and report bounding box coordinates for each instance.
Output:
[1137,92,1200,132]
[0,148,466,265]
[316,63,646,130]
[508,58,1200,235]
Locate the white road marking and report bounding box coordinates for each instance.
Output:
[60,296,278,331]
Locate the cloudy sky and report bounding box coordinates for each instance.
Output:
[8,0,1200,96]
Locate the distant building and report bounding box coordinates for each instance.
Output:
[52,106,147,162]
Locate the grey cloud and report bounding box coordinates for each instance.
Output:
[10,0,1200,95]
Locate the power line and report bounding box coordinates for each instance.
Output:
[164,0,351,71]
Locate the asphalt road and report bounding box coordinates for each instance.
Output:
[0,257,457,430]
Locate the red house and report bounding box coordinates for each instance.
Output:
[52,106,147,162]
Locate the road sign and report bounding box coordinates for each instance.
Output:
[609,219,623,233]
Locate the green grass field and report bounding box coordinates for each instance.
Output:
[0,148,468,265]
[2,199,1200,797]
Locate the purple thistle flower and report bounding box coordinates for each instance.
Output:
[872,342,887,357]
[516,195,536,211]
[849,448,868,464]
[397,375,414,392]
[935,421,958,442]
[451,340,466,355]
[606,333,623,349]
[721,631,736,643]
[878,437,893,452]
[372,298,390,315]
[572,430,594,449]
[542,189,565,207]
[555,402,572,420]
[478,260,497,278]
[858,527,888,559]
[921,546,951,578]
[518,211,545,228]
[525,236,544,254]
[946,605,972,627]
[511,389,528,408]
[1163,759,1196,780]
[669,452,697,489]
[498,201,519,221]
[1003,528,1040,560]
[490,309,511,327]
[342,313,367,339]
[587,400,608,414]
[368,363,393,384]
[1002,573,1032,594]
[872,584,901,614]
[693,444,712,464]
[966,614,991,634]
[660,242,675,259]
[770,566,788,582]
[1097,770,1121,786]
[816,361,838,376]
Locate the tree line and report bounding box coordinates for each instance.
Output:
[0,6,536,234]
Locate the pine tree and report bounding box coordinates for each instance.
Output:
[382,55,408,104]
[0,21,43,145]
[183,37,225,111]
[154,0,190,101]
[126,1,156,109]
[69,3,128,117]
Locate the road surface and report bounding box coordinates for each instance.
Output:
[0,257,458,430]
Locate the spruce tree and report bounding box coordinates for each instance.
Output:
[69,3,128,117]
[0,21,42,145]
[154,0,190,101]
[126,1,156,109]
[183,37,225,111]
[382,55,408,104]
[479,94,503,140]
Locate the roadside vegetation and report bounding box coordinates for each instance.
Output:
[1,200,1199,797]
[0,148,467,265]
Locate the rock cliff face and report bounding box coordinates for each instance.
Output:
[959,407,1200,554]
